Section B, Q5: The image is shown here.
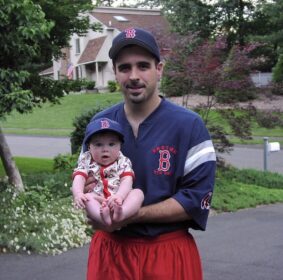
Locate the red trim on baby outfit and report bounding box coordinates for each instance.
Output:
[100,166,111,198]
[120,172,135,179]
[72,171,88,180]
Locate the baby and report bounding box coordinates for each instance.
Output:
[71,117,144,226]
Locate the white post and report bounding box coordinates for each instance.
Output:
[95,62,99,86]
[263,137,269,171]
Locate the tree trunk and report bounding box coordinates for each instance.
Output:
[0,126,24,192]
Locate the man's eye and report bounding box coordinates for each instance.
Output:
[118,65,130,72]
[139,63,150,70]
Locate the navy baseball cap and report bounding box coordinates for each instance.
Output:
[109,28,160,62]
[82,118,124,152]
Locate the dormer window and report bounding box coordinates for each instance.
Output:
[113,15,129,22]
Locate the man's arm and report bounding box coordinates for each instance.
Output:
[88,197,191,232]
[132,197,192,223]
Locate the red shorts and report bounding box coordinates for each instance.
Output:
[87,230,203,280]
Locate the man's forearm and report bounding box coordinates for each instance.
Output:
[132,197,192,224]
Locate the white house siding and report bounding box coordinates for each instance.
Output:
[251,72,272,87]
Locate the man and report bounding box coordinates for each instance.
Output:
[87,28,216,280]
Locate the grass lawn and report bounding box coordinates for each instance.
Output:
[0,157,54,177]
[1,92,283,144]
[199,109,283,145]
[2,92,122,136]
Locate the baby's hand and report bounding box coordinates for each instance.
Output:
[73,193,89,209]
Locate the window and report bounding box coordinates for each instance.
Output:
[75,38,80,54]
[113,15,129,22]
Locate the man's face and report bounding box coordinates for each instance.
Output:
[113,46,163,105]
[88,132,121,166]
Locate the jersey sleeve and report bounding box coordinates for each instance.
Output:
[172,117,216,231]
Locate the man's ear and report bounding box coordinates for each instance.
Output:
[157,61,164,81]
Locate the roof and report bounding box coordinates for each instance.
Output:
[39,66,53,76]
[77,36,107,65]
[91,7,169,34]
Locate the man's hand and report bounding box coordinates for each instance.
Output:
[87,215,124,232]
[87,209,139,232]
[84,176,97,193]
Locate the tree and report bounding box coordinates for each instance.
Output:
[272,54,283,82]
[253,0,283,55]
[159,31,258,155]
[139,0,214,38]
[0,0,96,191]
[160,33,196,99]
[139,0,274,49]
[217,44,256,103]
[94,0,115,7]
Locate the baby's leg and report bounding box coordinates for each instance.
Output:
[85,194,111,226]
[112,189,144,223]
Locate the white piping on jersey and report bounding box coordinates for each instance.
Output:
[184,140,216,176]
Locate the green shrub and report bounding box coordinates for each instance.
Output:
[0,176,91,255]
[107,80,119,92]
[22,170,72,198]
[85,80,96,90]
[69,79,82,92]
[271,81,283,96]
[255,109,283,128]
[213,178,283,212]
[218,166,283,189]
[53,153,79,172]
[80,79,96,90]
[215,88,256,103]
[272,54,283,83]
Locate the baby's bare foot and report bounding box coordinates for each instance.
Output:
[100,205,112,226]
[112,203,125,222]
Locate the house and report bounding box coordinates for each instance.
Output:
[44,7,169,90]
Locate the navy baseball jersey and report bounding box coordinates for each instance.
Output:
[92,97,216,237]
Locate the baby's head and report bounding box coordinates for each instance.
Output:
[83,118,124,166]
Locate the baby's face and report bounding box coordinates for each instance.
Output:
[88,132,121,166]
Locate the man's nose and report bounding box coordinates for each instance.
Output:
[129,67,139,80]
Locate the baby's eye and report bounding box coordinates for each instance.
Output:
[109,142,116,147]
